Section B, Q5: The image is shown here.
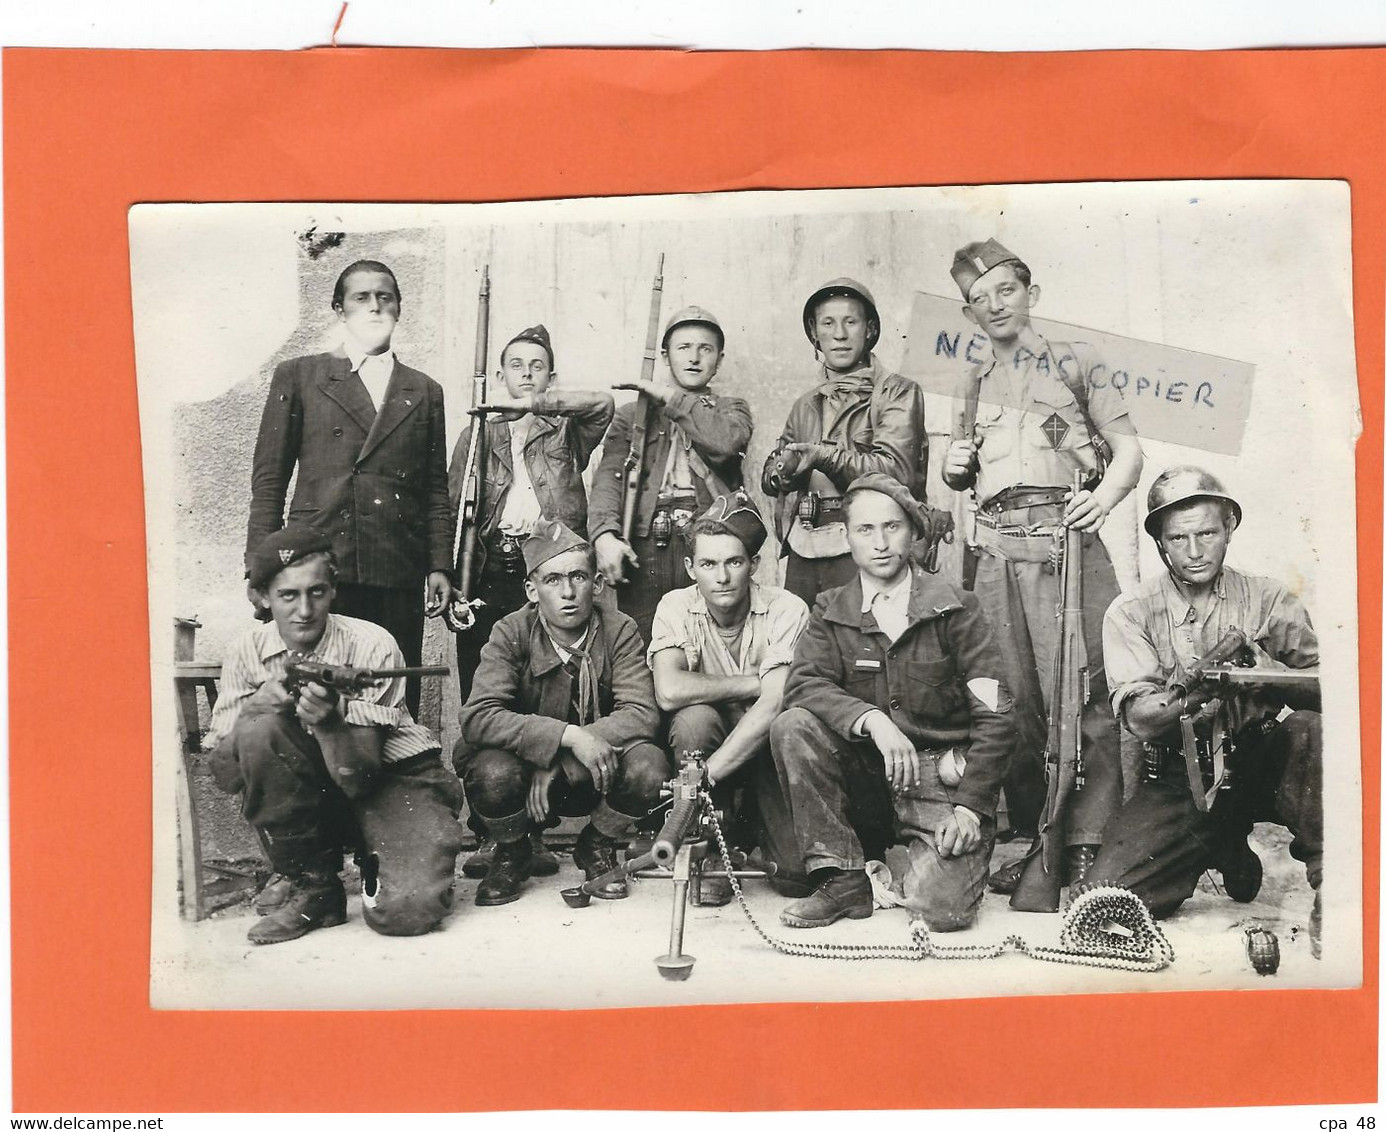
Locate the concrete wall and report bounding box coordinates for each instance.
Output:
[155,186,1355,853]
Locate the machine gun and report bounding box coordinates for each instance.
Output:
[444,266,492,632]
[283,661,450,699]
[1012,472,1089,913]
[560,750,775,981]
[618,254,666,544]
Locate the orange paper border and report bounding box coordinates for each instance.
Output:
[5,47,1379,1112]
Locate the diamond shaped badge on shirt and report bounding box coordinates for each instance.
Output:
[1040,412,1070,449]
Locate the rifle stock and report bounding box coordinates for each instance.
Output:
[1012,472,1089,913]
[445,266,491,632]
[619,254,666,543]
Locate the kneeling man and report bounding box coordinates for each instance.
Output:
[1087,468,1322,943]
[772,473,1016,931]
[647,491,811,903]
[457,521,671,904]
[206,527,467,944]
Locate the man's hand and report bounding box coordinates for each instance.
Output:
[1063,488,1109,532]
[611,380,670,405]
[865,712,919,792]
[566,727,618,794]
[594,532,639,585]
[934,806,983,858]
[244,677,296,718]
[424,571,454,617]
[944,439,978,481]
[527,764,561,823]
[295,680,343,729]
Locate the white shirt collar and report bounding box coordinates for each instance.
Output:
[342,337,395,374]
[859,569,912,614]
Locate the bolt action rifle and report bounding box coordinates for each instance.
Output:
[1011,472,1089,913]
[619,254,666,544]
[445,266,492,632]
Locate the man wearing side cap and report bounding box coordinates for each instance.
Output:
[447,324,615,880]
[1086,468,1322,950]
[457,521,671,905]
[205,527,467,945]
[942,240,1143,895]
[647,491,811,904]
[590,305,753,645]
[246,259,454,718]
[771,474,1015,931]
[762,278,929,607]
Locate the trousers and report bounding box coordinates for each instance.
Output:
[770,707,994,931]
[333,582,426,718]
[1087,711,1323,918]
[667,702,807,890]
[455,739,673,842]
[782,550,856,609]
[213,711,467,936]
[611,532,688,648]
[972,531,1122,843]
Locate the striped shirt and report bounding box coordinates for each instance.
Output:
[203,614,440,764]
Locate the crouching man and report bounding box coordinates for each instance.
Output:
[1086,468,1322,948]
[457,521,672,904]
[771,473,1016,931]
[647,491,811,903]
[206,527,467,945]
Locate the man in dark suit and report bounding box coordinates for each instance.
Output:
[246,259,454,715]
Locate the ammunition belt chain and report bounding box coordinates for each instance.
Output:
[700,790,1175,972]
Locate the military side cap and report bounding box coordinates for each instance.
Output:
[662,305,724,350]
[699,489,767,555]
[523,519,590,575]
[248,526,334,590]
[801,277,881,350]
[842,473,927,539]
[951,239,1025,299]
[505,324,554,368]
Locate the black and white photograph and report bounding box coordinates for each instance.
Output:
[133,181,1362,1010]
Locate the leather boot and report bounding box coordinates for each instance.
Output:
[780,868,873,928]
[476,836,534,906]
[1065,844,1098,888]
[694,857,734,907]
[529,830,560,878]
[461,838,495,880]
[253,872,293,915]
[247,870,347,945]
[1218,837,1264,903]
[987,858,1026,895]
[573,824,627,900]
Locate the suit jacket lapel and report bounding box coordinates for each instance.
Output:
[317,351,377,436]
[358,361,423,461]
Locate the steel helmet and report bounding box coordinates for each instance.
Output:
[1143,466,1243,538]
[661,305,724,351]
[802,277,881,352]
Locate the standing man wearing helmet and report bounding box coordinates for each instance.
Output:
[762,278,929,606]
[1087,468,1322,947]
[942,240,1143,890]
[591,306,753,646]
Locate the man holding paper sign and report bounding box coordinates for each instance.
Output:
[942,239,1144,895]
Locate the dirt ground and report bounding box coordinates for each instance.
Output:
[152,821,1338,1011]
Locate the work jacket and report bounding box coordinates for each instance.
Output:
[246,348,453,589]
[459,605,659,768]
[589,389,751,542]
[762,357,928,551]
[784,564,1015,817]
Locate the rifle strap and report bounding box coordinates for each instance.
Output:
[1046,339,1112,474]
[1179,712,1210,812]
